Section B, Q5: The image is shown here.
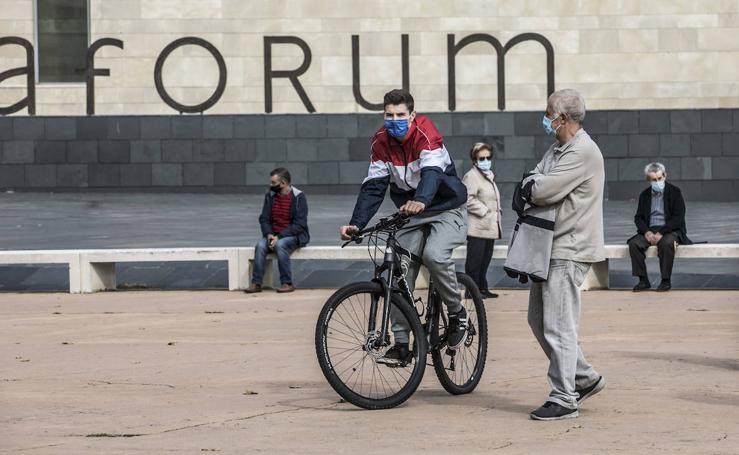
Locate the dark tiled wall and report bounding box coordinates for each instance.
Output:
[0,110,737,200]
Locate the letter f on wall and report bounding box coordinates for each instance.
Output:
[87,38,124,115]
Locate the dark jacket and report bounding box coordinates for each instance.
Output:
[259,186,310,247]
[632,181,691,245]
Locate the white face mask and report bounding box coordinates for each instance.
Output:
[651,180,665,192]
[477,160,492,171]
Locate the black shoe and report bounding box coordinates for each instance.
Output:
[632,279,651,292]
[530,401,579,421]
[481,290,499,299]
[447,307,469,350]
[576,376,605,404]
[376,343,412,367]
[656,279,671,292]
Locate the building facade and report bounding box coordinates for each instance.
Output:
[1,0,738,199]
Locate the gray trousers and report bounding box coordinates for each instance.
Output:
[391,206,467,343]
[528,259,601,409]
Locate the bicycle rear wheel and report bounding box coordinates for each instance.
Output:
[315,281,427,409]
[431,272,488,395]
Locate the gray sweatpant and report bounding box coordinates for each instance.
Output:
[391,206,467,343]
[527,259,601,409]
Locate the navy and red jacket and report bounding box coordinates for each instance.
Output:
[259,186,310,247]
[349,115,467,229]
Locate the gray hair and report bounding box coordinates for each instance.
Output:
[469,142,494,161]
[548,88,586,123]
[644,162,666,177]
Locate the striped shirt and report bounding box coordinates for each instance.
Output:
[271,192,292,234]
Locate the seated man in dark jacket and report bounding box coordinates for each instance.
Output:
[245,168,309,294]
[628,162,691,292]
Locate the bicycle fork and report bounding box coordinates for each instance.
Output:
[367,245,397,349]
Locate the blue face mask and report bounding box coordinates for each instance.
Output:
[542,114,556,136]
[384,119,409,138]
[476,159,492,171]
[651,180,665,193]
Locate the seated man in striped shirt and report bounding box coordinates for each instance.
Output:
[245,168,310,293]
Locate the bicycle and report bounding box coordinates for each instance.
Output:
[315,212,488,409]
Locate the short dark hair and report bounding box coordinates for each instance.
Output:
[383,89,414,113]
[469,142,494,161]
[270,167,291,184]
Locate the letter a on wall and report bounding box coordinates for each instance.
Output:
[0,37,36,116]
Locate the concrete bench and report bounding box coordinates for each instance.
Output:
[0,250,83,292]
[78,247,255,293]
[583,243,739,290]
[254,243,739,291]
[0,248,254,293]
[0,243,736,293]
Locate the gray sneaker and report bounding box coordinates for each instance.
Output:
[530,401,579,421]
[576,376,605,404]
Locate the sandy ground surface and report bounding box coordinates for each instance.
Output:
[1,289,738,454]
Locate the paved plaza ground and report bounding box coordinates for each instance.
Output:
[2,289,737,454]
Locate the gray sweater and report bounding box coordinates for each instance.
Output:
[530,128,606,263]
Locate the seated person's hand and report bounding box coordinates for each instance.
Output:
[340,225,359,240]
[645,231,660,245]
[267,234,277,249]
[652,232,663,244]
[399,200,425,216]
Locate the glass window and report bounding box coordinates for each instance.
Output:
[36,0,88,83]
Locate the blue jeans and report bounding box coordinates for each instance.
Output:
[252,236,299,285]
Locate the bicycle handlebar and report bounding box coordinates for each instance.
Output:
[358,212,409,235]
[341,212,410,248]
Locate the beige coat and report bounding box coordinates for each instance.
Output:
[462,167,502,239]
[530,128,606,263]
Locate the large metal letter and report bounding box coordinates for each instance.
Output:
[86,38,124,115]
[0,36,35,116]
[154,37,227,114]
[351,34,409,111]
[263,36,315,113]
[448,33,554,111]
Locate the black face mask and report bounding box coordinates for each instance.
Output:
[270,184,282,194]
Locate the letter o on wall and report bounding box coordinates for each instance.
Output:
[154,37,227,114]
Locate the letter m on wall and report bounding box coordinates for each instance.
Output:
[447,33,554,111]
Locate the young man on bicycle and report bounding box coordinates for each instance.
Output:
[339,89,469,364]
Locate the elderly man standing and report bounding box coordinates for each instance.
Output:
[525,89,606,421]
[628,162,691,292]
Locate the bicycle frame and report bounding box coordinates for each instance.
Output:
[366,229,444,352]
[367,231,408,349]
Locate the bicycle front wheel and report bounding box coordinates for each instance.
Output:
[315,281,427,410]
[431,272,488,395]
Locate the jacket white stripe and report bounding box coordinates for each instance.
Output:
[420,146,452,171]
[363,160,390,184]
[363,145,452,187]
